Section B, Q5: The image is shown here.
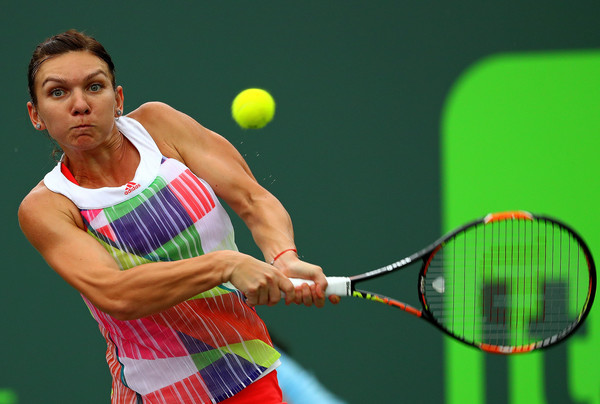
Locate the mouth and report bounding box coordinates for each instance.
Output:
[72,124,93,129]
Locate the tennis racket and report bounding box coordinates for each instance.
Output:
[291,211,596,354]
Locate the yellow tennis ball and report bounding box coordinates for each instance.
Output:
[231,88,276,129]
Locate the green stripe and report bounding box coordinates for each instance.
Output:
[89,233,154,270]
[189,285,236,300]
[153,225,204,261]
[104,176,168,222]
[191,340,280,370]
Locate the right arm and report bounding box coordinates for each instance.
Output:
[18,184,296,320]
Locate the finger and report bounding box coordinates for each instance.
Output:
[328,295,341,305]
[302,283,313,307]
[310,271,327,300]
[314,279,326,300]
[293,285,304,305]
[245,289,258,307]
[267,276,285,306]
[311,284,326,308]
[256,282,270,306]
[279,278,295,305]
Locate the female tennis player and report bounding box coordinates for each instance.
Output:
[19,30,338,403]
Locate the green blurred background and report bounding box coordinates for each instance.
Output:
[2,1,599,403]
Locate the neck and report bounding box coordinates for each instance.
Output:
[63,131,140,188]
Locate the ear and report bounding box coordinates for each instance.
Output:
[114,85,124,116]
[27,101,45,130]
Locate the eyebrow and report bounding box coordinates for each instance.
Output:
[41,69,110,88]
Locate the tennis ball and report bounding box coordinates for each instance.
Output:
[231,88,275,129]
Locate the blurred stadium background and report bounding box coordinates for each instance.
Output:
[1,2,599,403]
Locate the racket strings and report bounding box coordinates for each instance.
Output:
[423,218,591,350]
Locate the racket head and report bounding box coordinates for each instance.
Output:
[418,211,596,354]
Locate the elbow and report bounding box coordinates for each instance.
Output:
[236,191,276,225]
[90,295,138,321]
[83,282,141,321]
[105,300,139,321]
[80,272,144,321]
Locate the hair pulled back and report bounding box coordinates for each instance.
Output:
[28,29,116,105]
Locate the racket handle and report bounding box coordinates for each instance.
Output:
[287,276,352,297]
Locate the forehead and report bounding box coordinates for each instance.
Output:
[36,51,110,84]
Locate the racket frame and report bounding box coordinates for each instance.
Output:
[346,211,597,354]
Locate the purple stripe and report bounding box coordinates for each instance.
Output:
[111,187,194,256]
[177,331,215,354]
[199,355,265,402]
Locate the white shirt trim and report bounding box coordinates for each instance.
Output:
[42,117,163,209]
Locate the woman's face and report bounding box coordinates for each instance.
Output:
[27,51,123,152]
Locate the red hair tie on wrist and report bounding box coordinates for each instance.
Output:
[270,248,297,265]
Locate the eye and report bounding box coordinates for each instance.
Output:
[50,88,65,97]
[89,83,103,92]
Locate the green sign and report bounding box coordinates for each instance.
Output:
[442,51,600,404]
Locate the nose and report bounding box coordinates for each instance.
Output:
[71,89,91,115]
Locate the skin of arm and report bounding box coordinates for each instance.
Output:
[19,102,334,320]
[129,102,333,306]
[18,182,297,320]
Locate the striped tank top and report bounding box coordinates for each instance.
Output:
[43,116,280,403]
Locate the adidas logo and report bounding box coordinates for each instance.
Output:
[124,181,141,195]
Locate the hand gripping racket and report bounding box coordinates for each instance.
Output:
[291,211,596,354]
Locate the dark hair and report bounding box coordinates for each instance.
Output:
[28,29,116,105]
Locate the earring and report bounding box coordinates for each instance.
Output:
[35,123,41,130]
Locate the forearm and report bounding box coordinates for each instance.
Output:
[239,192,297,264]
[238,190,332,306]
[89,251,235,320]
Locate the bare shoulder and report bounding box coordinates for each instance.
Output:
[124,102,256,200]
[19,182,59,220]
[127,102,180,127]
[127,102,230,163]
[18,182,84,248]
[128,102,204,160]
[128,102,212,137]
[18,182,123,303]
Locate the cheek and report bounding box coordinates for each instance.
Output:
[35,99,64,122]
[99,95,119,115]
[96,102,119,130]
[37,108,65,132]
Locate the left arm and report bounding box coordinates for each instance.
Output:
[130,102,332,306]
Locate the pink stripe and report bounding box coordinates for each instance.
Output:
[169,180,206,221]
[81,208,102,223]
[99,327,139,404]
[85,301,189,359]
[96,224,117,242]
[117,318,189,359]
[168,170,216,222]
[188,173,216,210]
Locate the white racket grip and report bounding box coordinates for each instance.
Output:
[288,276,352,297]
